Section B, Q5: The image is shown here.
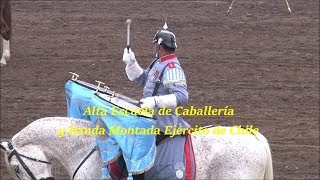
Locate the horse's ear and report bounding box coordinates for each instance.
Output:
[0,142,10,152]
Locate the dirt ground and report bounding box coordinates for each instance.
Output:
[1,0,319,179]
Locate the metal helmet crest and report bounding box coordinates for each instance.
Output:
[153,18,177,49]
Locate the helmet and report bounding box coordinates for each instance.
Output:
[152,30,177,49]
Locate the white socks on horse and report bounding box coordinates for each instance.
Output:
[1,38,10,66]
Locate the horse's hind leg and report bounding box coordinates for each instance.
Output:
[1,37,10,66]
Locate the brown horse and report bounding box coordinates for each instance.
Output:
[1,0,11,66]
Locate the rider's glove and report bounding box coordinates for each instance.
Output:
[140,94,177,109]
[122,48,143,81]
[122,48,136,64]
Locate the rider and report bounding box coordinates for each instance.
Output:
[122,21,195,180]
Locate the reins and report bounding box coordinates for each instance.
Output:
[7,141,51,180]
[7,141,97,180]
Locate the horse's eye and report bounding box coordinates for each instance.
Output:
[13,165,19,173]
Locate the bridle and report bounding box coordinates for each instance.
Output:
[5,141,96,180]
[5,141,53,180]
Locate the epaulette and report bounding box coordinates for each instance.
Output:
[162,63,187,88]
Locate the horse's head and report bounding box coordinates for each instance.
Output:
[1,141,55,180]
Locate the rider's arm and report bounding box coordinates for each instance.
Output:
[140,65,188,109]
[133,69,150,86]
[160,65,188,107]
[123,48,147,84]
[168,83,188,106]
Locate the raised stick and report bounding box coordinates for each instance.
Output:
[125,19,132,53]
[284,0,292,13]
[227,0,236,13]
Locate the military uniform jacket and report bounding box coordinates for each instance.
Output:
[134,53,190,133]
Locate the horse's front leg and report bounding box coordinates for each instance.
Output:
[1,37,10,66]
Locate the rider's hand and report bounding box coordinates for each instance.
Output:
[140,97,156,109]
[123,48,143,81]
[123,48,136,64]
[140,94,178,109]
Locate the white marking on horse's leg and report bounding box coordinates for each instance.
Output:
[3,37,10,59]
[1,37,10,66]
[0,58,7,66]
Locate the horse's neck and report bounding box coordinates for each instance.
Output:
[12,117,96,177]
[42,133,95,176]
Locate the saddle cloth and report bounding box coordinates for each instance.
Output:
[65,80,157,178]
[108,133,196,180]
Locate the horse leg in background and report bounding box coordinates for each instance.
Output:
[1,0,11,66]
[1,37,10,66]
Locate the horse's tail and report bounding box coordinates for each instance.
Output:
[254,132,273,180]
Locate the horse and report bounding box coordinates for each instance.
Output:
[1,0,11,66]
[1,117,273,180]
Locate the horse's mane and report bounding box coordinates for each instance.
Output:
[30,117,91,127]
[11,117,92,147]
